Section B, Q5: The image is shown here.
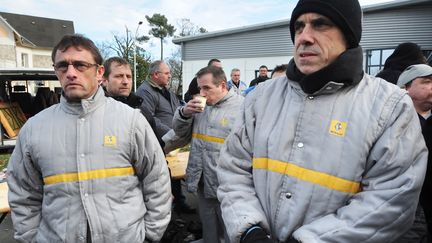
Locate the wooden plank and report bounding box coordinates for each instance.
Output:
[0,182,10,213]
[166,151,189,180]
[0,102,27,138]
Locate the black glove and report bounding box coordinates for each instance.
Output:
[286,237,300,243]
[241,226,274,243]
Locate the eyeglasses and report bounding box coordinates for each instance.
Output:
[53,61,99,72]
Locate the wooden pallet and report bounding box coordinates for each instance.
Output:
[0,102,27,138]
[166,151,189,180]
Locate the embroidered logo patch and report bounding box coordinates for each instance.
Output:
[329,120,347,137]
[220,118,229,127]
[104,136,117,147]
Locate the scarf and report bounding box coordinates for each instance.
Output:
[286,46,364,94]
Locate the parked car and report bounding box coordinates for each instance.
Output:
[0,68,60,152]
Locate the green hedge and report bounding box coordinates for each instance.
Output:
[0,154,10,171]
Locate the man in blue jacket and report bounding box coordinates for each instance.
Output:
[227,68,247,95]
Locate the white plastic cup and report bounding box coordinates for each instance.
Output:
[196,96,207,110]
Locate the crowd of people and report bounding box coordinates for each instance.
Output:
[5,0,432,242]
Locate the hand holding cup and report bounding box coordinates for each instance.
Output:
[182,95,207,117]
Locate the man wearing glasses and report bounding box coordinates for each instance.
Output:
[7,34,171,243]
[137,60,178,139]
[136,60,196,214]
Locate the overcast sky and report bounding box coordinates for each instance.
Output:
[0,0,396,59]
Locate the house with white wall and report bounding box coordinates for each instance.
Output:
[0,12,74,93]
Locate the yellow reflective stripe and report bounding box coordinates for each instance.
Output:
[253,158,360,194]
[192,133,225,144]
[43,167,135,185]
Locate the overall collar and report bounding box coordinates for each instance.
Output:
[213,88,236,107]
[148,79,165,90]
[60,86,106,116]
[103,87,142,106]
[286,46,364,95]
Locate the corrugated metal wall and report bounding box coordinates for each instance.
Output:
[180,3,432,61]
[361,4,432,50]
[183,24,294,61]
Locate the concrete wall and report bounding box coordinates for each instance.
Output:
[0,45,16,68]
[15,46,52,68]
[33,54,52,68]
[0,20,16,68]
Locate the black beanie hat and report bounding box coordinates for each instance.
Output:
[290,0,362,48]
[383,42,426,71]
[184,77,199,103]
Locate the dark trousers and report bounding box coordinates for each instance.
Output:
[393,205,430,243]
[172,179,186,204]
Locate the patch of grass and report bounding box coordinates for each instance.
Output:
[0,154,11,171]
[179,144,190,152]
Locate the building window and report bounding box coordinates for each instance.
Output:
[424,50,432,65]
[366,49,432,76]
[21,53,29,67]
[365,49,394,76]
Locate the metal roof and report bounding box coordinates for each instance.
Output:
[173,0,432,44]
[0,12,75,48]
[173,18,289,44]
[0,68,57,81]
[362,0,431,12]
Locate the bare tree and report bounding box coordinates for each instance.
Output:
[163,19,207,97]
[135,53,152,88]
[101,26,151,85]
[108,26,132,59]
[166,47,182,96]
[176,18,207,37]
[95,41,112,61]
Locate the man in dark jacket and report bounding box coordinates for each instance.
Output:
[397,64,432,242]
[376,42,427,84]
[102,57,158,139]
[249,65,270,87]
[136,60,195,214]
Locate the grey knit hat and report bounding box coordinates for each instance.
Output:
[397,64,432,87]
